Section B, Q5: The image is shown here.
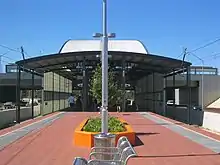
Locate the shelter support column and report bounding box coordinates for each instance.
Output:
[187,66,191,124]
[173,70,175,108]
[59,74,61,110]
[152,72,155,112]
[16,65,21,123]
[82,58,87,111]
[134,83,137,111]
[64,79,66,109]
[163,76,167,116]
[41,75,44,115]
[52,72,54,112]
[68,80,70,94]
[122,60,126,112]
[31,70,35,118]
[63,78,66,109]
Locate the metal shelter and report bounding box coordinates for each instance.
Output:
[15,40,192,123]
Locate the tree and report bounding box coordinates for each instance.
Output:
[90,65,122,107]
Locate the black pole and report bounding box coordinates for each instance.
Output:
[63,78,65,109]
[41,75,44,115]
[172,70,176,119]
[82,57,86,112]
[186,66,191,124]
[163,76,167,116]
[59,75,61,110]
[152,72,155,112]
[68,80,70,94]
[16,65,21,123]
[52,72,54,112]
[173,70,175,108]
[21,46,25,60]
[31,70,34,119]
[134,83,137,111]
[122,60,126,112]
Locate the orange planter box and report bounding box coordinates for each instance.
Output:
[73,118,136,148]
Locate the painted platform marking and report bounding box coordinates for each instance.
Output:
[140,112,220,153]
[0,112,65,150]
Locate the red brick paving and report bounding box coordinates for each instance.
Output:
[0,112,92,165]
[118,112,220,165]
[0,112,60,136]
[0,112,220,165]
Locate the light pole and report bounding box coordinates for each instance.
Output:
[191,53,204,110]
[93,0,115,134]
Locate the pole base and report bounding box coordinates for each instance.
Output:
[94,133,116,160]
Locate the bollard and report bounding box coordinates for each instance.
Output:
[94,133,116,160]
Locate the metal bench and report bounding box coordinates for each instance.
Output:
[73,136,137,165]
[73,147,136,165]
[90,136,130,160]
[89,146,136,165]
[91,136,128,151]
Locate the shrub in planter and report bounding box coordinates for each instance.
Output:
[83,116,126,132]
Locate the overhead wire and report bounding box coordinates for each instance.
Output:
[0,52,32,78]
[188,51,220,65]
[0,44,32,59]
[1,58,33,79]
[0,44,44,78]
[1,59,14,65]
[1,54,16,62]
[200,52,220,60]
[193,53,220,65]
[0,44,20,53]
[0,44,44,79]
[177,37,220,59]
[187,38,220,54]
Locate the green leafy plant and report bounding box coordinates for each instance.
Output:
[90,64,123,107]
[83,116,126,132]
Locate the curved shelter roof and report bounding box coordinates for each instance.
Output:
[59,40,149,54]
[16,39,191,80]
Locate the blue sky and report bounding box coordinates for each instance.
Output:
[1,0,220,69]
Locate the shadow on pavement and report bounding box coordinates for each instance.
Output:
[131,122,184,126]
[136,132,159,136]
[134,132,159,147]
[122,114,131,116]
[135,136,144,146]
[60,108,83,112]
[137,153,220,158]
